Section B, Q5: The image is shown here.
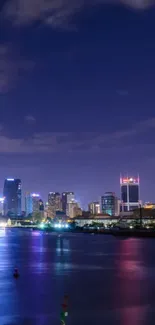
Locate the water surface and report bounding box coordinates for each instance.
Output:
[0,229,154,324]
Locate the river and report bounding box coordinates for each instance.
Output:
[0,228,154,324]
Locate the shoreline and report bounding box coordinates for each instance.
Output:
[3,226,155,238]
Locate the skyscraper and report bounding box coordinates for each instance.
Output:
[48,192,62,218]
[25,192,33,216]
[67,201,81,218]
[25,193,44,217]
[3,178,21,217]
[31,193,42,213]
[101,192,116,216]
[62,192,74,214]
[88,202,100,215]
[0,197,5,216]
[120,176,140,212]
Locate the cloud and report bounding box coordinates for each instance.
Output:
[0,43,35,93]
[1,0,154,27]
[0,0,154,93]
[0,117,154,154]
[25,115,36,124]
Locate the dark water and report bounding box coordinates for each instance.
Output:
[0,229,155,325]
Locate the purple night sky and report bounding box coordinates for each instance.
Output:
[0,0,155,208]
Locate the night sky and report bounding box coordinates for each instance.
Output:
[0,0,155,208]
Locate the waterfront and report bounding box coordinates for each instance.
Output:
[0,229,155,324]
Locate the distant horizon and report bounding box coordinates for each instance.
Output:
[0,173,151,211]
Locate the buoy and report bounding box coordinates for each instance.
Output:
[13,268,19,278]
[60,295,69,324]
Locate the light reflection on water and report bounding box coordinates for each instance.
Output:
[0,230,154,324]
[115,239,147,325]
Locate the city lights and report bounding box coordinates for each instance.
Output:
[31,193,40,197]
[0,222,6,228]
[40,223,45,229]
[54,223,69,229]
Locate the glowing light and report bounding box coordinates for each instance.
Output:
[40,223,45,229]
[121,177,139,184]
[54,223,69,229]
[0,197,5,203]
[7,178,14,181]
[31,193,40,197]
[0,222,6,228]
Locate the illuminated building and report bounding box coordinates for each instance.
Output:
[88,202,100,215]
[44,202,49,218]
[48,192,62,218]
[39,199,44,212]
[55,210,67,223]
[120,175,140,212]
[3,179,21,216]
[67,200,81,218]
[31,193,41,213]
[25,192,33,216]
[62,192,74,213]
[143,202,155,209]
[0,197,5,216]
[101,192,118,216]
[25,193,44,215]
[115,198,121,216]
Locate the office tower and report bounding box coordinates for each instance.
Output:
[31,193,41,213]
[101,192,117,216]
[25,192,33,216]
[48,192,62,218]
[3,178,21,216]
[0,197,5,216]
[39,199,44,211]
[25,193,44,218]
[120,175,140,212]
[115,198,121,216]
[88,202,100,215]
[62,192,74,213]
[67,201,81,218]
[25,193,42,215]
[44,202,49,218]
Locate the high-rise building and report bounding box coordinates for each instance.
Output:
[25,192,33,216]
[88,202,100,215]
[39,199,44,212]
[3,178,21,216]
[62,192,74,213]
[67,201,81,218]
[0,197,5,216]
[101,192,117,216]
[25,193,44,217]
[31,193,41,213]
[115,198,121,216]
[120,176,140,212]
[48,192,62,218]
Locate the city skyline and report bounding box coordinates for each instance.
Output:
[0,173,152,212]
